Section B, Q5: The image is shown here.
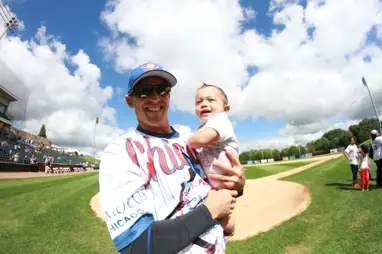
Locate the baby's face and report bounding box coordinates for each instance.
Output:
[195,87,226,123]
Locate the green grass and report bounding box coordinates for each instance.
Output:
[0,172,116,254]
[2,157,381,254]
[228,156,381,254]
[245,161,313,179]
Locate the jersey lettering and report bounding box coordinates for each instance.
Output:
[126,138,140,167]
[125,136,194,185]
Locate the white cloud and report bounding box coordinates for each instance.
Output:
[173,124,193,138]
[240,119,359,151]
[0,26,125,155]
[99,0,382,151]
[243,8,256,20]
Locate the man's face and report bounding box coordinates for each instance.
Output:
[126,76,171,131]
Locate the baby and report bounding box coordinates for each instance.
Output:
[187,83,239,236]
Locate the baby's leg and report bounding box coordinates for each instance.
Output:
[220,214,235,236]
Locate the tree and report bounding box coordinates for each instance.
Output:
[288,146,299,157]
[272,149,281,159]
[315,137,330,151]
[348,118,380,144]
[281,148,289,157]
[263,149,272,159]
[239,151,250,162]
[38,124,47,138]
[339,133,350,148]
[356,118,381,144]
[238,117,381,159]
[297,145,307,155]
[307,142,316,153]
[254,150,263,160]
[248,150,256,160]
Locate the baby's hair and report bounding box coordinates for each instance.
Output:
[349,136,357,142]
[198,83,229,105]
[361,144,369,154]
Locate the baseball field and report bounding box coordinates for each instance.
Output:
[1,155,381,253]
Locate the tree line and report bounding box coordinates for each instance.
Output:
[239,118,381,162]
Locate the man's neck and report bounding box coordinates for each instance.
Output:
[137,123,173,134]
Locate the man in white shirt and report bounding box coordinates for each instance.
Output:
[370,129,382,188]
[98,62,245,254]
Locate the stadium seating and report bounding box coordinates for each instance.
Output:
[0,136,98,172]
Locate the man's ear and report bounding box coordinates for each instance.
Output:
[125,95,134,108]
[224,104,230,112]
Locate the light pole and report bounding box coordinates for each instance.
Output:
[362,77,382,132]
[93,117,99,158]
[0,2,18,41]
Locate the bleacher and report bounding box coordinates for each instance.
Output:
[0,136,99,173]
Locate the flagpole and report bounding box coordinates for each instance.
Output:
[362,77,382,131]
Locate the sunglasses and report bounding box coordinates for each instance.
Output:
[130,84,171,98]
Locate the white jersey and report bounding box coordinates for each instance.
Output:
[198,112,239,188]
[372,136,382,161]
[98,126,225,253]
[345,144,359,165]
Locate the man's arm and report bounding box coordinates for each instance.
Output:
[121,204,215,254]
[187,127,219,149]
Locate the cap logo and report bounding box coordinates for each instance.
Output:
[140,63,159,71]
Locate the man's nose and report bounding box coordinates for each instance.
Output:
[147,90,160,101]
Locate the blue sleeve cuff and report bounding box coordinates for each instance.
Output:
[114,214,154,252]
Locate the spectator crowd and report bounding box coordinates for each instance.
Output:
[0,131,98,171]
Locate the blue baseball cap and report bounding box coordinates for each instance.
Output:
[127,62,177,94]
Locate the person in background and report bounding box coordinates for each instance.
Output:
[370,129,382,188]
[359,144,371,191]
[344,136,360,188]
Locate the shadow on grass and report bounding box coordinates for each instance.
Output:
[325,182,360,191]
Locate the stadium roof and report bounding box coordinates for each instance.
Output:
[0,84,18,103]
[0,60,30,122]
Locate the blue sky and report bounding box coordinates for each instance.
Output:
[4,0,382,154]
[9,0,287,142]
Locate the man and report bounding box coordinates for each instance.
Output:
[370,129,382,187]
[99,62,245,254]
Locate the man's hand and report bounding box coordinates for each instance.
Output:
[208,150,245,192]
[204,189,238,220]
